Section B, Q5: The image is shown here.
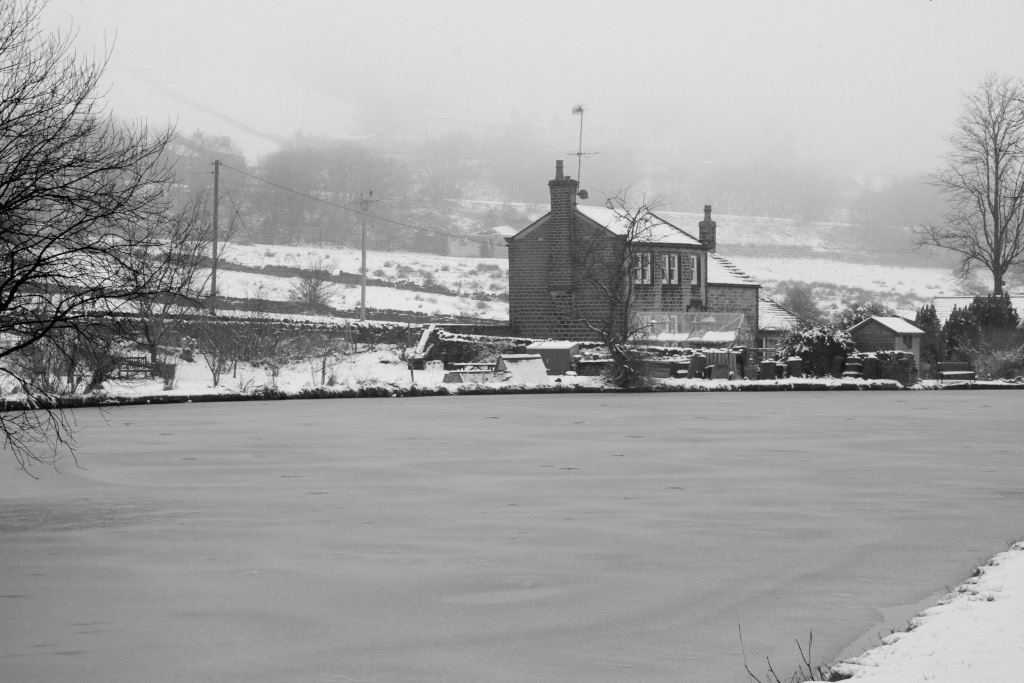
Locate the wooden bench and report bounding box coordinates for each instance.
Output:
[936,361,976,383]
[113,356,153,379]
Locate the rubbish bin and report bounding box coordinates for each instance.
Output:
[688,353,707,379]
[758,359,776,380]
[861,355,879,379]
[786,356,803,378]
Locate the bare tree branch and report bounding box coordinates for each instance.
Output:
[920,73,1024,294]
[0,0,193,471]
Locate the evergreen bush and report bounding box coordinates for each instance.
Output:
[778,325,855,377]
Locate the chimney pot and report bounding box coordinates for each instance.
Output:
[699,205,717,253]
[555,160,564,180]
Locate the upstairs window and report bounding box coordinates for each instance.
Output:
[691,254,701,285]
[633,252,652,284]
[661,253,679,284]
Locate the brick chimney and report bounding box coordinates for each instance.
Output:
[547,160,578,292]
[549,159,578,214]
[699,204,717,253]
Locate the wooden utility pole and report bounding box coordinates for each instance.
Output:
[211,159,220,315]
[358,191,376,321]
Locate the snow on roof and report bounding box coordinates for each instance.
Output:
[850,316,924,335]
[473,225,518,238]
[526,341,580,350]
[707,253,759,287]
[575,205,702,246]
[758,298,804,331]
[931,295,1024,325]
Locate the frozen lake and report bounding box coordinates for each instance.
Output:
[2,392,1022,682]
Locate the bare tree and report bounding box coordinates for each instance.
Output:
[288,256,340,311]
[568,193,663,387]
[0,0,187,471]
[921,73,1024,294]
[124,192,218,367]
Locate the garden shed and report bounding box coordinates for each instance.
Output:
[848,316,924,358]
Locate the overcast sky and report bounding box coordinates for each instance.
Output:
[41,0,1024,176]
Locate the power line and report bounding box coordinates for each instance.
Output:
[220,178,253,242]
[218,162,504,248]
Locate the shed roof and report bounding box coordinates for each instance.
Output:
[484,225,518,238]
[576,205,703,246]
[849,316,924,335]
[707,253,759,287]
[526,341,580,350]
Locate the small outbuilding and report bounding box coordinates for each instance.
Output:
[525,341,581,375]
[848,316,924,359]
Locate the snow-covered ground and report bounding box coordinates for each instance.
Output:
[212,268,509,320]
[821,542,1024,682]
[218,236,966,324]
[224,243,508,296]
[659,210,857,250]
[729,256,957,298]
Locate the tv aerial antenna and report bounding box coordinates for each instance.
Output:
[567,104,599,200]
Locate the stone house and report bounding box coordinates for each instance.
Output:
[506,161,759,345]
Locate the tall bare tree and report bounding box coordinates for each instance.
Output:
[569,193,663,387]
[0,0,189,471]
[921,73,1024,294]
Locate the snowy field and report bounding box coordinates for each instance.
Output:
[728,256,956,298]
[212,268,510,320]
[224,243,509,296]
[216,236,963,323]
[2,392,1023,682]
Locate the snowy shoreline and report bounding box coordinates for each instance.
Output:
[816,542,1024,682]
[5,377,1024,413]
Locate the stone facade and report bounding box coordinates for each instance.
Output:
[706,284,759,331]
[507,161,759,343]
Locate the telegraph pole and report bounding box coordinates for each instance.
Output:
[358,191,376,321]
[211,159,220,315]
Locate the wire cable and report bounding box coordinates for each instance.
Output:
[219,162,504,248]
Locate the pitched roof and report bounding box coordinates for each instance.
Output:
[486,225,519,238]
[575,205,703,246]
[931,295,1024,325]
[707,253,759,286]
[849,316,924,335]
[758,298,805,332]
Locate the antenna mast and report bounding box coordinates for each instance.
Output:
[572,104,585,186]
[568,105,598,200]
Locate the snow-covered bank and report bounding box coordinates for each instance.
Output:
[821,542,1024,682]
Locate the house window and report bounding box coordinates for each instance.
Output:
[902,335,912,348]
[690,255,700,285]
[633,252,652,284]
[661,253,679,284]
